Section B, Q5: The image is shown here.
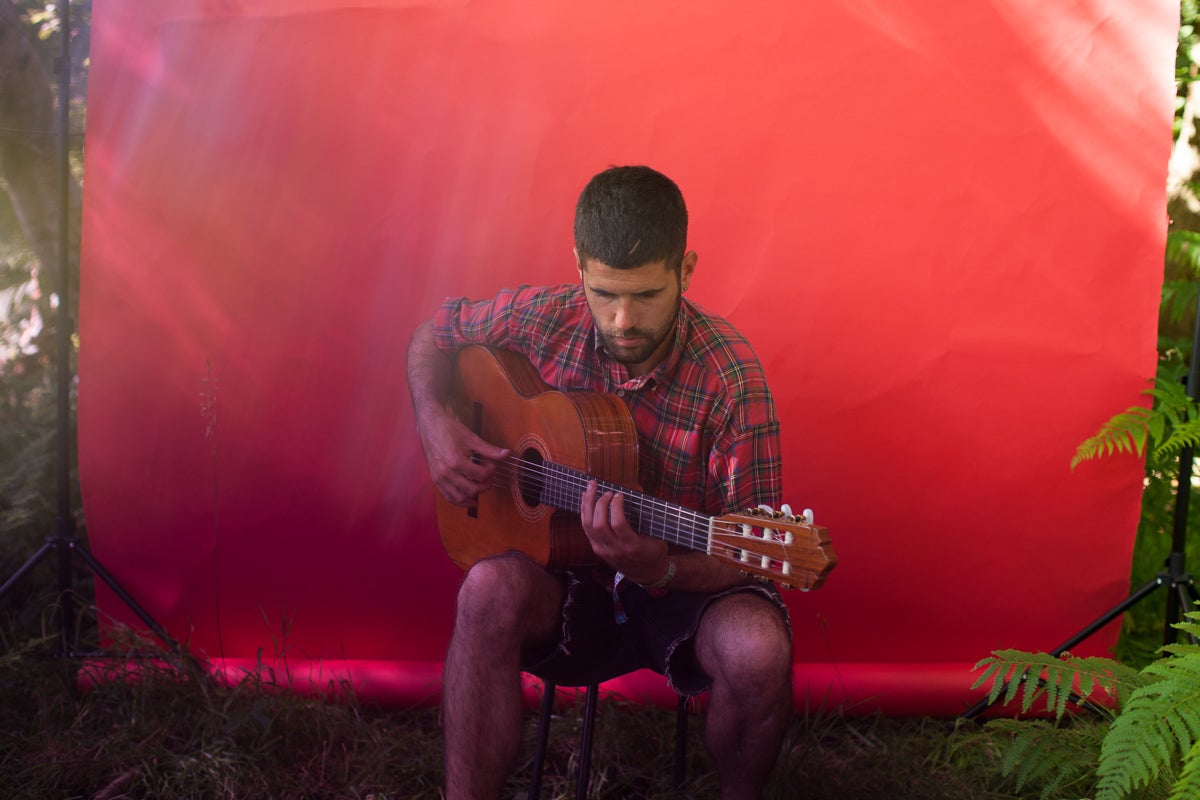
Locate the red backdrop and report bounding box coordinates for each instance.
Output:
[78,0,1176,715]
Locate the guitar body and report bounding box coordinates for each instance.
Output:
[436,345,641,570]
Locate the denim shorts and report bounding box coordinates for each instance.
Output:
[522,569,791,697]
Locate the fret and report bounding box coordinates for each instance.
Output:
[652,496,671,545]
[535,458,711,552]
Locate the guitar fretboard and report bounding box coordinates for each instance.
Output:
[536,461,713,554]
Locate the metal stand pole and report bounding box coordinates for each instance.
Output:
[0,0,179,660]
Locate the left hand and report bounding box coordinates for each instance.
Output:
[580,480,669,584]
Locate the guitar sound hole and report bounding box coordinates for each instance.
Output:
[517,448,545,508]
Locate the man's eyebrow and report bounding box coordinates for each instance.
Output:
[590,286,664,297]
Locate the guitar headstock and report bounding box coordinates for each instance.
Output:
[708,505,837,591]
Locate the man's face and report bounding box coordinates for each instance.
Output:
[578,252,696,378]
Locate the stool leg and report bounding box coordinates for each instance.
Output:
[673,693,688,788]
[575,683,600,800]
[530,681,556,800]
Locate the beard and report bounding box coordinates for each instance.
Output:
[595,297,680,368]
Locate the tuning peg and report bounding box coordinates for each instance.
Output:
[757,504,790,520]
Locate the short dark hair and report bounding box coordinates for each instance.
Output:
[574,165,688,270]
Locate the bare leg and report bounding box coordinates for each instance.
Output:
[693,592,793,800]
[442,554,564,800]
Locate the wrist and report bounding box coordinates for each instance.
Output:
[639,559,676,590]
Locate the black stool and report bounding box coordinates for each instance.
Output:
[529,681,690,799]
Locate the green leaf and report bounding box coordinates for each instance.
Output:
[1096,647,1200,800]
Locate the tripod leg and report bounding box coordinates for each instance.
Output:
[72,543,180,653]
[0,540,56,601]
[1051,576,1164,656]
[1183,579,1200,607]
[961,576,1164,720]
[57,535,77,651]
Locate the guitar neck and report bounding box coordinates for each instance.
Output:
[537,461,713,553]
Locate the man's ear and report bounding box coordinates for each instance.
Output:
[680,250,698,293]
[574,247,584,279]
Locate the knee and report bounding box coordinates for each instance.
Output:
[455,555,525,628]
[699,595,792,691]
[453,554,555,639]
[730,619,792,690]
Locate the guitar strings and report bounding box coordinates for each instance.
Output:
[486,454,798,553]
[487,457,709,550]
[476,455,812,586]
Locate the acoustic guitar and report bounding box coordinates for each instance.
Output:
[434,345,836,591]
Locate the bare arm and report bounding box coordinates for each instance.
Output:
[406,320,510,506]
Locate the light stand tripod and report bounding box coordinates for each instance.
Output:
[0,0,176,658]
[962,278,1200,720]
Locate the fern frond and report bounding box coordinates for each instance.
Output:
[1073,378,1198,470]
[982,718,1104,800]
[1008,721,1068,794]
[1164,609,1200,654]
[971,650,1137,720]
[1072,405,1153,469]
[1096,647,1200,800]
[1080,660,1145,715]
[1162,641,1200,660]
[1155,416,1200,461]
[1169,738,1200,800]
[1147,379,1192,431]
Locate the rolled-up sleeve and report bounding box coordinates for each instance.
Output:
[431,288,525,353]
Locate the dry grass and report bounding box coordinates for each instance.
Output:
[0,624,1038,800]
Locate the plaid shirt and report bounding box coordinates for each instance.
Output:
[432,284,782,516]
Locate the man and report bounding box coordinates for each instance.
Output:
[407,165,792,800]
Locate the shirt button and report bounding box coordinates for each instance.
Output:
[616,389,626,397]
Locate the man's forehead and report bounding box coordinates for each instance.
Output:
[579,258,675,289]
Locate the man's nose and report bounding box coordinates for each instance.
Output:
[613,299,635,330]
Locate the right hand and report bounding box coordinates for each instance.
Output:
[417,406,511,507]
